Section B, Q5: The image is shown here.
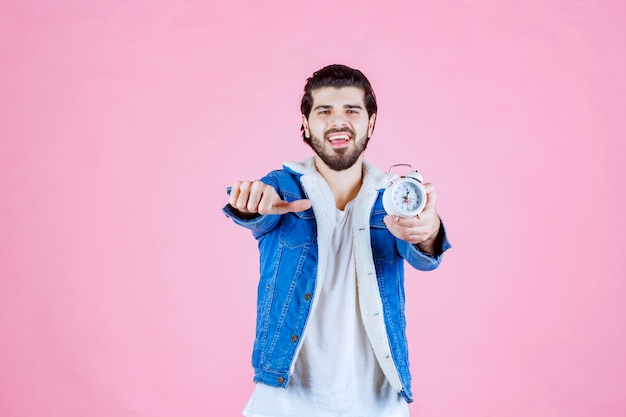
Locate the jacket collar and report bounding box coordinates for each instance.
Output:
[283,157,387,190]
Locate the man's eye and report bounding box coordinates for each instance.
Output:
[347,109,358,114]
[318,110,330,115]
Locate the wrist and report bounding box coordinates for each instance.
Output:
[228,204,260,220]
[416,217,443,254]
[416,235,437,254]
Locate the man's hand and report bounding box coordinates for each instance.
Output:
[229,180,312,215]
[383,183,441,254]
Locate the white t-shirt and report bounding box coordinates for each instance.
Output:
[243,201,408,417]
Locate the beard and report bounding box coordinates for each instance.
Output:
[304,128,370,171]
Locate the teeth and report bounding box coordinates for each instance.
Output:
[329,134,350,141]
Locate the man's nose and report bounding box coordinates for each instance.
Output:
[329,114,348,128]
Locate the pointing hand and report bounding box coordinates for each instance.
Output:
[229,180,312,215]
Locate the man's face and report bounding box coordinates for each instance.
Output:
[302,86,376,171]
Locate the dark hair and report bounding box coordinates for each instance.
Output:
[300,64,377,139]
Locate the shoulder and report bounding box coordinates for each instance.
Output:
[261,168,301,187]
[259,167,306,201]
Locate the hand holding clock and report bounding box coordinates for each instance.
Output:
[383,182,441,253]
[229,180,312,216]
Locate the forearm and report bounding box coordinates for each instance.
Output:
[222,203,281,239]
[398,220,451,271]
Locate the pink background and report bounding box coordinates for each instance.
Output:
[1,1,625,416]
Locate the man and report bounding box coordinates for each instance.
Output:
[223,64,451,417]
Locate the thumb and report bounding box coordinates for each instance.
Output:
[421,183,437,211]
[270,199,312,214]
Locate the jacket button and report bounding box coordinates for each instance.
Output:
[278,376,284,384]
[304,293,311,300]
[291,335,298,342]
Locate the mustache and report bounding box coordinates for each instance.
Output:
[324,127,355,138]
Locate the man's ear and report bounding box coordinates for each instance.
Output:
[302,114,310,138]
[368,113,377,138]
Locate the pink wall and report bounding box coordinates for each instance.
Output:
[1,1,625,416]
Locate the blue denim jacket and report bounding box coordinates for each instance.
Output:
[223,158,451,403]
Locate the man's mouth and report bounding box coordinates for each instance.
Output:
[326,131,352,145]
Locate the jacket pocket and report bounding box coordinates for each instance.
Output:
[370,209,398,262]
[279,191,316,248]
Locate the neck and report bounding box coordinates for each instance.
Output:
[314,156,364,210]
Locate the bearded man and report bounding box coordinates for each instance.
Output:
[224,64,451,417]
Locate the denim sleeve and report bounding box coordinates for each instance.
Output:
[396,220,452,271]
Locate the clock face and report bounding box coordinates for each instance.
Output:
[391,181,424,213]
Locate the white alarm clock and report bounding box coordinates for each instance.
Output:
[381,164,427,218]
